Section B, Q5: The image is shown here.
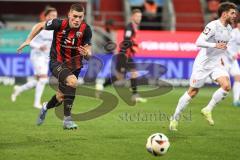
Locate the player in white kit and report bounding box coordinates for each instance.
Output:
[223,19,240,106]
[11,7,57,109]
[169,2,237,131]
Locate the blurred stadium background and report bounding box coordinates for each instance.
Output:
[1,0,239,86]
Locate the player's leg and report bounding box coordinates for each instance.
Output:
[37,90,64,126]
[34,59,49,108]
[34,75,48,108]
[129,69,147,103]
[169,68,206,131]
[169,87,199,131]
[62,73,79,129]
[102,53,126,88]
[230,61,240,106]
[233,75,240,106]
[201,68,230,125]
[11,79,37,102]
[11,57,38,102]
[126,57,147,103]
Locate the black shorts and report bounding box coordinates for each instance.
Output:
[115,54,136,73]
[50,61,81,85]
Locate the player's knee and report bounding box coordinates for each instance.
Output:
[221,83,231,92]
[66,75,78,88]
[187,88,199,98]
[56,91,64,102]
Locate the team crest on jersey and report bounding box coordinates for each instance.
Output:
[76,31,82,38]
[203,27,211,35]
[47,20,53,26]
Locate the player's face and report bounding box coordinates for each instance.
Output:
[132,12,142,25]
[45,11,57,21]
[68,10,84,28]
[225,9,237,25]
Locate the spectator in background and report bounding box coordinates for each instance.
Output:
[93,0,101,13]
[207,0,220,20]
[93,19,116,54]
[144,0,158,16]
[0,16,6,29]
[140,0,162,30]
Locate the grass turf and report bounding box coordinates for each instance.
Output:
[0,85,240,160]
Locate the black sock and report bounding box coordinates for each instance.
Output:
[130,78,137,94]
[46,95,62,109]
[103,76,117,87]
[63,86,76,117]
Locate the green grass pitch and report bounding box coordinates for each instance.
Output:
[1,85,240,160]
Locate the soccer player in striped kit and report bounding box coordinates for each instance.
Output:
[17,3,92,130]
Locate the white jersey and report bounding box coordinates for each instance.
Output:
[226,28,240,61]
[222,28,240,76]
[29,30,53,59]
[194,20,232,70]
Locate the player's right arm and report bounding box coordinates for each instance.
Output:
[17,19,61,53]
[17,22,45,53]
[196,22,227,50]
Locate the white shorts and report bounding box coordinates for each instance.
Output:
[226,60,240,77]
[30,57,49,75]
[190,66,229,88]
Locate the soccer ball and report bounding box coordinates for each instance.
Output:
[146,133,170,156]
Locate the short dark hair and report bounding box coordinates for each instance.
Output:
[217,2,237,17]
[132,9,142,15]
[70,3,85,13]
[44,7,57,17]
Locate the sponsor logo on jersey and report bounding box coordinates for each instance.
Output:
[76,31,82,38]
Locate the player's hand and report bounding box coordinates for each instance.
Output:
[17,40,30,54]
[132,46,139,53]
[78,45,90,56]
[215,42,227,50]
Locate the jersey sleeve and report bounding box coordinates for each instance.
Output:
[45,18,62,31]
[195,22,216,48]
[82,25,92,46]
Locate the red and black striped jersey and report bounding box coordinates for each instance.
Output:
[119,22,138,58]
[45,18,92,70]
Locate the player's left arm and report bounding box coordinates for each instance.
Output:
[79,25,92,60]
[196,23,216,48]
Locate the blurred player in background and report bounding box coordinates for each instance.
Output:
[11,7,58,109]
[223,18,240,106]
[96,9,147,103]
[169,2,237,131]
[17,3,92,130]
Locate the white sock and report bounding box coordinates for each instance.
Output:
[16,80,37,95]
[34,78,48,106]
[205,88,229,112]
[173,92,192,120]
[233,81,240,102]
